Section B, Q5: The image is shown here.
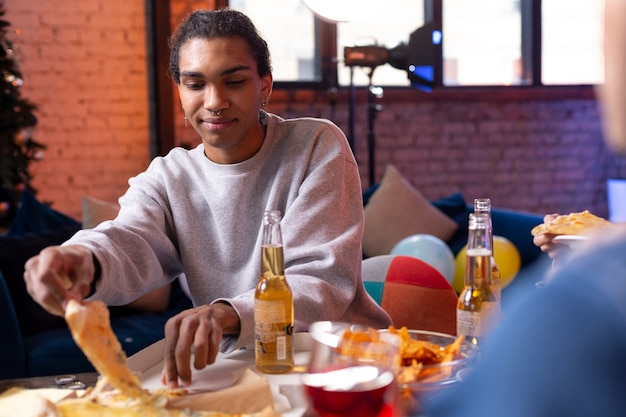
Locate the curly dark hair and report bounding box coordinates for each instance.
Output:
[168,8,272,84]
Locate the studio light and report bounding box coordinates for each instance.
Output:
[343,21,440,91]
[341,21,441,186]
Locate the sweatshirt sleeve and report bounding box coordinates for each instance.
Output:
[63,162,183,306]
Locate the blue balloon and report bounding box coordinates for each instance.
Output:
[390,234,456,284]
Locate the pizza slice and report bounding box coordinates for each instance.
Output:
[59,299,282,417]
[530,210,615,236]
[65,299,148,400]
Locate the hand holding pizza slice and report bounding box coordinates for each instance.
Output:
[531,210,615,236]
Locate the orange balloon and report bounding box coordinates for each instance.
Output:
[453,236,521,293]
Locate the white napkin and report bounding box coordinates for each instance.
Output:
[140,354,248,394]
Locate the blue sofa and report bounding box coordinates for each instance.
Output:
[0,191,192,379]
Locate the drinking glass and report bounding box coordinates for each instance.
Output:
[302,321,400,417]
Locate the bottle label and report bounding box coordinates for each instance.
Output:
[457,309,482,338]
[254,300,291,341]
[457,302,500,339]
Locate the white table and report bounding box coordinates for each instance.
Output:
[127,334,313,417]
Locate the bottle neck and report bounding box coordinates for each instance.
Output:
[261,210,285,279]
[465,213,493,286]
[261,244,285,277]
[473,198,494,254]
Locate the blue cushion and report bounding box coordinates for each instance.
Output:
[431,193,470,255]
[6,190,79,236]
[362,183,380,206]
[0,223,81,337]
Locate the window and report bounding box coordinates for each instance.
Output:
[230,0,320,82]
[542,0,604,85]
[443,0,527,86]
[233,0,605,87]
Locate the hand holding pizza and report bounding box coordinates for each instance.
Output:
[531,210,616,259]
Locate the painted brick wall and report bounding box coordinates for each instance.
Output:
[4,0,151,220]
[4,0,619,223]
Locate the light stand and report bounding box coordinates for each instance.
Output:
[346,64,383,187]
[347,67,356,153]
[366,72,383,187]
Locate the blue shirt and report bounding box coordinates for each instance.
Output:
[425,233,626,417]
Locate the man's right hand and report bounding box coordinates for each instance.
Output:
[23,244,97,316]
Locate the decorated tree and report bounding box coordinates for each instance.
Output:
[0,7,45,227]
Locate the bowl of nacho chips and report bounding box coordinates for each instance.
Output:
[386,327,477,416]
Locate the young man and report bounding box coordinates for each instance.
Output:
[24,9,390,388]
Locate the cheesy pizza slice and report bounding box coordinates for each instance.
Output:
[65,299,148,400]
[530,210,615,236]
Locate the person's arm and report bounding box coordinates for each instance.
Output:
[64,162,184,307]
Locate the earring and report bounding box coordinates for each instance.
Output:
[261,97,270,107]
[184,114,189,127]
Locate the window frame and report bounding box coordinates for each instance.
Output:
[275,0,599,90]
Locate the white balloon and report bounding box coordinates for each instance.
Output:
[390,234,456,284]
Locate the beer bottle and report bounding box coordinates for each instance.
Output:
[474,198,502,300]
[457,212,501,345]
[254,210,294,373]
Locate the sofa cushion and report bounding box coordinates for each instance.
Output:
[431,193,471,255]
[363,165,458,257]
[81,195,120,229]
[7,190,79,236]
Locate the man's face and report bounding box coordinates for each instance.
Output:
[177,37,273,164]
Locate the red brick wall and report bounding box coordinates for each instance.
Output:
[268,89,614,218]
[5,0,151,220]
[4,0,618,222]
